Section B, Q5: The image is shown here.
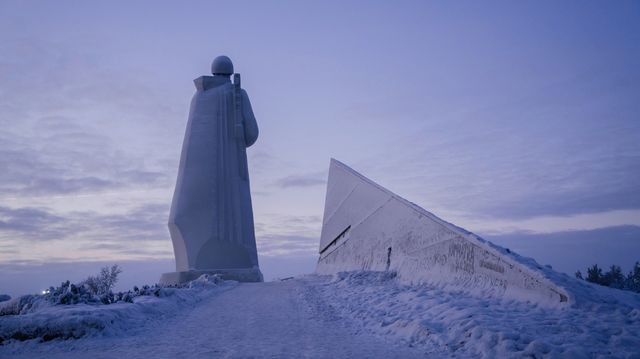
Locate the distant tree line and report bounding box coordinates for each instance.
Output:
[575,262,640,293]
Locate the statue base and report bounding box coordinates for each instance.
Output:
[159,268,263,286]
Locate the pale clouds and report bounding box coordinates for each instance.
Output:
[356,65,640,220]
[0,203,170,243]
[257,234,319,257]
[274,173,326,188]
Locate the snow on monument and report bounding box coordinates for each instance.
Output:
[316,159,570,304]
[160,56,263,285]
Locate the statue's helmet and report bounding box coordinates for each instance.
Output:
[211,55,234,75]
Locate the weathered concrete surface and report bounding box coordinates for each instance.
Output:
[316,159,569,305]
[163,57,261,284]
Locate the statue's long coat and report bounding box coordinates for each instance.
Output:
[168,75,259,272]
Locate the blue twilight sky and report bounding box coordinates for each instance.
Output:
[1,1,639,296]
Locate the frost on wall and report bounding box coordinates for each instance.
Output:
[316,159,570,305]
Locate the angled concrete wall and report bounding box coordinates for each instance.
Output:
[316,159,569,305]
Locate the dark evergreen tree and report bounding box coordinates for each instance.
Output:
[625,262,640,293]
[604,265,625,289]
[586,264,604,285]
[579,261,640,293]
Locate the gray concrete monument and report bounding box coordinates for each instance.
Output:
[160,56,263,285]
[316,159,569,305]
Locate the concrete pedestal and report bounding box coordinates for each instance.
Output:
[159,268,263,286]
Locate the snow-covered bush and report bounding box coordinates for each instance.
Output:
[0,273,227,345]
[0,295,10,303]
[0,270,225,319]
[1,266,129,316]
[0,295,40,316]
[0,280,106,316]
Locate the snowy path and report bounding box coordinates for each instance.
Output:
[1,279,428,358]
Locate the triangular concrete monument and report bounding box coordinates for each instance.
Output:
[317,159,569,304]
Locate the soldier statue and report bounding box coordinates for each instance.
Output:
[161,55,262,284]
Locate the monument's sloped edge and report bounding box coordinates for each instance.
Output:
[317,158,571,305]
[328,158,560,286]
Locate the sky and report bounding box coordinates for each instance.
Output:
[1,1,639,296]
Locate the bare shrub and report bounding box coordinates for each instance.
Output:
[82,265,123,295]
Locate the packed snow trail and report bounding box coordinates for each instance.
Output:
[0,278,429,358]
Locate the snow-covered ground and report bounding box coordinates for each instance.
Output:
[0,274,234,345]
[1,272,639,358]
[309,272,640,358]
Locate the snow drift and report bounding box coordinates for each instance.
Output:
[304,271,640,358]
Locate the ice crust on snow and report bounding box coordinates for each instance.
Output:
[317,159,570,305]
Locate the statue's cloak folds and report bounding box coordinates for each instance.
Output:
[168,75,259,272]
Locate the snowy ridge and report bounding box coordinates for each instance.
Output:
[317,159,570,305]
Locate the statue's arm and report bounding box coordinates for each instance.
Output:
[241,89,259,147]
